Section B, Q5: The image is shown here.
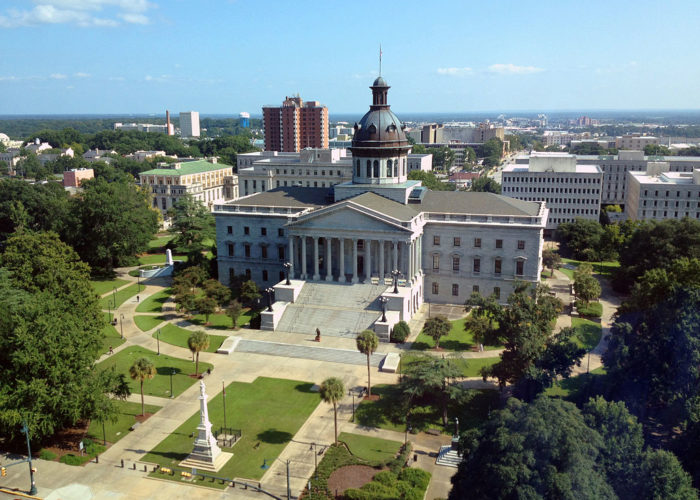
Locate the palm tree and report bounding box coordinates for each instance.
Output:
[129,357,156,416]
[356,330,379,397]
[187,330,210,377]
[320,377,345,445]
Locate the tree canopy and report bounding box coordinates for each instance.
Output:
[407,170,456,191]
[470,176,501,194]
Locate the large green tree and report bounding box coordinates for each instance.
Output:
[0,232,107,443]
[129,357,156,417]
[320,377,345,445]
[167,193,215,258]
[423,316,450,349]
[0,179,70,239]
[573,263,601,306]
[470,176,501,194]
[187,330,210,377]
[356,330,379,397]
[67,177,158,274]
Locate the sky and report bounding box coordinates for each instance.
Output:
[1,0,699,115]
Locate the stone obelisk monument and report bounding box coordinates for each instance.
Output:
[179,380,232,472]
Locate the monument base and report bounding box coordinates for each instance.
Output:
[179,451,234,473]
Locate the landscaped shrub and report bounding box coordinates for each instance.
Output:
[388,442,412,475]
[372,470,397,487]
[38,449,57,461]
[359,481,397,498]
[391,321,410,343]
[343,489,370,500]
[59,453,91,466]
[575,300,603,317]
[396,480,422,500]
[83,438,106,457]
[398,467,431,490]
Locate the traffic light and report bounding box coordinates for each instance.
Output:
[1,466,6,476]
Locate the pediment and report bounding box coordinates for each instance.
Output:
[289,204,410,233]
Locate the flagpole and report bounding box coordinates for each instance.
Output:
[222,380,227,431]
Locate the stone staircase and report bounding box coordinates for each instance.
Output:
[435,445,461,468]
[235,339,386,366]
[275,281,389,339]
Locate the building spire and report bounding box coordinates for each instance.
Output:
[379,44,382,77]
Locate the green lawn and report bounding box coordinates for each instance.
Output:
[355,384,498,434]
[142,377,319,483]
[572,317,602,351]
[87,400,161,444]
[400,353,499,378]
[90,278,129,296]
[148,234,175,249]
[154,323,227,353]
[134,315,167,332]
[189,309,256,330]
[412,317,502,351]
[138,253,188,266]
[99,283,142,310]
[545,367,607,400]
[136,288,172,313]
[561,258,620,279]
[338,432,401,463]
[100,312,125,356]
[96,346,213,398]
[576,300,603,317]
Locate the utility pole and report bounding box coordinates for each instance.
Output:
[21,421,37,495]
[286,459,291,500]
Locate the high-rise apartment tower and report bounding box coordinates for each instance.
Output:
[262,96,328,152]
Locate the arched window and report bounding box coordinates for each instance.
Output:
[373,160,379,178]
[355,159,360,177]
[366,160,372,178]
[387,159,393,177]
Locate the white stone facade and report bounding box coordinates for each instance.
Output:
[626,166,700,221]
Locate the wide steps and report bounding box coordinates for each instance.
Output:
[236,339,385,366]
[435,445,461,468]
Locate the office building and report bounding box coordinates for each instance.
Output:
[180,111,201,138]
[262,96,328,152]
[626,163,700,221]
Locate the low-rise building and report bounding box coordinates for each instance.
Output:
[83,148,117,163]
[63,168,94,187]
[625,163,700,221]
[114,122,169,133]
[138,158,235,217]
[129,150,175,162]
[502,152,602,232]
[615,134,659,150]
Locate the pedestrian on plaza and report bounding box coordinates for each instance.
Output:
[315,328,321,342]
[479,343,484,352]
[109,346,114,355]
[136,295,140,302]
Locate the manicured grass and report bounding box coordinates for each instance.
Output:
[136,288,172,313]
[99,283,141,310]
[148,234,175,249]
[189,309,256,330]
[142,377,319,483]
[138,253,188,266]
[561,258,620,278]
[154,323,227,353]
[90,278,129,296]
[87,401,162,444]
[96,346,213,398]
[400,353,499,378]
[134,315,166,332]
[355,384,498,434]
[100,313,125,356]
[571,317,602,351]
[575,300,603,317]
[545,367,607,400]
[412,317,502,351]
[338,432,401,463]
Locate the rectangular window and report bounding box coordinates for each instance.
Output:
[278,228,284,237]
[227,225,233,234]
[262,270,268,281]
[473,258,481,273]
[453,237,461,247]
[262,246,268,259]
[472,285,479,294]
[496,239,503,249]
[517,240,525,250]
[452,256,460,271]
[244,226,250,235]
[516,260,524,275]
[432,282,439,295]
[227,243,234,257]
[433,235,440,245]
[433,255,440,270]
[261,227,267,236]
[493,287,500,300]
[452,284,459,296]
[474,238,481,248]
[278,247,285,260]
[494,259,502,275]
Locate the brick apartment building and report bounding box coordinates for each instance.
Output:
[262,96,329,152]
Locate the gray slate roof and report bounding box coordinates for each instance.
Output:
[347,192,418,221]
[233,187,333,209]
[420,191,541,216]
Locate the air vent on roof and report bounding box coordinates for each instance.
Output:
[408,186,427,203]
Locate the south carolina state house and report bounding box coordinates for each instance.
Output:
[214,77,548,339]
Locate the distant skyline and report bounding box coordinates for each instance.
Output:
[1,0,699,115]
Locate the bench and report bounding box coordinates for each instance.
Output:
[425,429,441,436]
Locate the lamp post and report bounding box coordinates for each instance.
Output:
[391,269,401,294]
[169,369,175,398]
[283,262,291,285]
[112,286,117,308]
[137,274,141,293]
[379,296,388,323]
[119,314,124,339]
[405,422,412,446]
[265,287,274,312]
[349,389,356,422]
[21,421,37,495]
[156,329,161,355]
[309,443,318,478]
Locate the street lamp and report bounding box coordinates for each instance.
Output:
[170,369,175,398]
[391,269,402,294]
[309,443,318,478]
[137,274,141,293]
[112,286,117,308]
[379,296,388,323]
[283,262,291,285]
[405,421,412,446]
[265,287,274,312]
[21,421,37,495]
[119,313,124,339]
[348,389,356,422]
[156,329,161,355]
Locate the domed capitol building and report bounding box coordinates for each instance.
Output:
[214,77,548,340]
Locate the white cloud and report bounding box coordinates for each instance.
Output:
[437,67,472,76]
[0,0,154,28]
[74,71,90,78]
[50,72,67,79]
[487,63,543,75]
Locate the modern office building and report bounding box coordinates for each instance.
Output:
[262,96,328,152]
[625,163,700,221]
[615,134,659,150]
[214,77,547,339]
[236,149,432,197]
[180,111,201,138]
[502,152,602,232]
[139,158,234,217]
